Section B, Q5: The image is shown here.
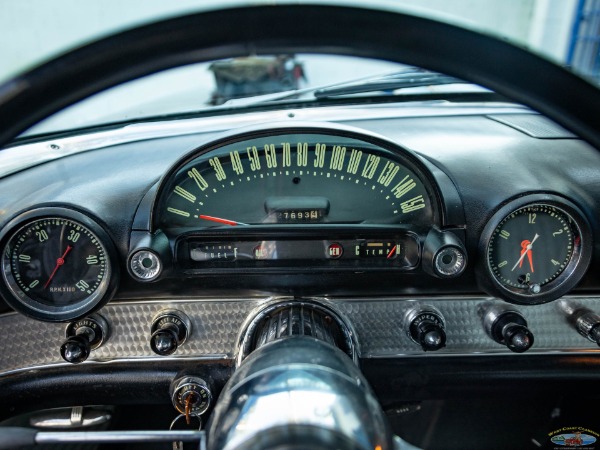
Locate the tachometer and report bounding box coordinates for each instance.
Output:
[156,126,439,231]
[0,208,119,321]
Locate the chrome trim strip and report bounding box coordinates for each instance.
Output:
[0,295,598,378]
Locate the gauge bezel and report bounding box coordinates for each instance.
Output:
[150,122,446,233]
[0,207,120,322]
[478,194,592,305]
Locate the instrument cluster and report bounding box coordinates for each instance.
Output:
[0,124,594,322]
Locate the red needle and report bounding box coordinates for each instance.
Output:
[199,215,247,226]
[44,245,73,289]
[518,240,534,273]
[386,245,397,259]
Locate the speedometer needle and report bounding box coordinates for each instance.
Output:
[511,233,539,272]
[199,215,248,226]
[44,245,73,289]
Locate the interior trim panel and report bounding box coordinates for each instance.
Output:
[1,295,598,378]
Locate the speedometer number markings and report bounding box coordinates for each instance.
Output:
[160,133,434,228]
[361,154,380,179]
[174,186,196,203]
[400,195,426,213]
[230,151,244,174]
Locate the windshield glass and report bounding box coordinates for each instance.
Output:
[24,55,488,136]
[2,0,597,136]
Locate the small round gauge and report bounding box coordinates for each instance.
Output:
[0,208,119,321]
[481,196,592,304]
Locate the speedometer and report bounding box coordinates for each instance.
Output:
[156,126,438,231]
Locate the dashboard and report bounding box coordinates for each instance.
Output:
[1,104,600,356]
[2,76,600,450]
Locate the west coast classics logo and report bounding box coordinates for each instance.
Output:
[549,427,599,448]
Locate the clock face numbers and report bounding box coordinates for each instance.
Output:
[486,203,583,301]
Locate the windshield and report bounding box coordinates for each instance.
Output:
[2,0,598,136]
[23,56,489,136]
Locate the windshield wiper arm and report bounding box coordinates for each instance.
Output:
[313,71,464,99]
[220,68,471,107]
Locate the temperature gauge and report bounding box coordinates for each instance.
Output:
[357,241,402,260]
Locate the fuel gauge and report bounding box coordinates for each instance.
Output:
[190,243,239,262]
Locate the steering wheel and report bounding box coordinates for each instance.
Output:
[0,4,599,149]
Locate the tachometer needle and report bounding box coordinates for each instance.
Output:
[199,215,248,226]
[44,245,73,289]
[511,233,539,272]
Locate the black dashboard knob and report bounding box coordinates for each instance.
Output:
[60,335,90,364]
[60,314,109,364]
[150,328,180,355]
[480,303,534,353]
[150,310,191,356]
[406,306,447,351]
[502,323,534,353]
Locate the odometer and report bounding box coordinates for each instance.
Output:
[156,128,438,231]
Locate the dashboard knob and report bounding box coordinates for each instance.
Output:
[60,335,90,364]
[405,306,446,351]
[150,309,191,356]
[480,303,534,353]
[557,300,600,346]
[60,313,109,364]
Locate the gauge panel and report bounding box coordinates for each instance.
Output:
[156,128,440,232]
[478,195,592,304]
[174,228,420,273]
[0,208,119,322]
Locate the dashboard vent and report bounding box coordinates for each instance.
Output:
[487,114,576,138]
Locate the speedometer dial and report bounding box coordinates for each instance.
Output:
[156,127,438,231]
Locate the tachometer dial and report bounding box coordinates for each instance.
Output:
[0,208,119,321]
[480,196,591,304]
[156,128,438,231]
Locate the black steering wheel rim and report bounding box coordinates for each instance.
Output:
[0,4,599,149]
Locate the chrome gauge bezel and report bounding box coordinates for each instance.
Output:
[0,207,120,322]
[478,194,592,305]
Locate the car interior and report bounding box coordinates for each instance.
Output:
[0,4,599,450]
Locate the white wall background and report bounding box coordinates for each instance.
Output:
[0,0,578,82]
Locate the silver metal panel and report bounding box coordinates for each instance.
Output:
[335,297,600,356]
[0,299,262,375]
[0,296,599,377]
